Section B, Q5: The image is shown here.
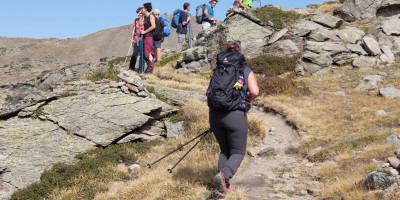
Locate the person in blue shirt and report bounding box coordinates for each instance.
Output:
[202,0,218,29]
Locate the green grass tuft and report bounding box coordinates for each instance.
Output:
[156,52,183,68]
[21,64,32,70]
[88,67,120,82]
[11,141,160,200]
[107,57,126,68]
[248,54,299,76]
[252,6,302,29]
[5,94,13,102]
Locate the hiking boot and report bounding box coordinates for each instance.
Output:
[213,172,227,193]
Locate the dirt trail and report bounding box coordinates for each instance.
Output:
[233,108,321,200]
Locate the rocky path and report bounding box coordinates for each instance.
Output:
[233,108,320,200]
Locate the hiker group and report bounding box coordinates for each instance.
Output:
[129,1,257,73]
[130,0,260,194]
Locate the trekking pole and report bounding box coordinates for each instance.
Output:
[168,129,210,173]
[147,128,211,169]
[123,43,133,66]
[188,22,193,48]
[139,35,145,73]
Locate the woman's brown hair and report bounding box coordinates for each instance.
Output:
[226,40,241,52]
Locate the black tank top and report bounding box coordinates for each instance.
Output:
[144,15,153,37]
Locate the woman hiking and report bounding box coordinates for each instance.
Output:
[140,3,156,74]
[207,40,260,192]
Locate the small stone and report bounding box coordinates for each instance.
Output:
[117,82,126,87]
[334,91,346,96]
[247,148,259,157]
[301,190,308,195]
[121,85,129,94]
[128,164,141,172]
[394,149,400,159]
[269,127,276,132]
[126,84,139,93]
[383,163,390,168]
[307,189,321,195]
[109,81,119,88]
[117,162,129,173]
[388,157,400,169]
[38,115,47,120]
[386,135,400,145]
[375,110,387,117]
[282,172,291,179]
[305,163,315,167]
[379,87,400,99]
[362,171,395,190]
[257,147,276,157]
[389,168,399,176]
[137,91,148,97]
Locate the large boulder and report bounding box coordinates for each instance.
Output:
[337,26,365,44]
[379,86,400,99]
[0,83,58,118]
[352,56,378,68]
[146,84,206,106]
[309,28,341,42]
[42,92,176,146]
[363,35,382,56]
[302,51,333,66]
[195,14,272,64]
[311,14,343,29]
[264,39,300,58]
[381,18,400,36]
[305,41,349,55]
[290,19,325,37]
[334,0,400,21]
[0,118,96,191]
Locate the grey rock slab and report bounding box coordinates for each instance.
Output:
[165,121,185,139]
[382,18,400,36]
[0,118,96,189]
[313,68,332,76]
[177,59,211,75]
[42,93,176,146]
[0,181,17,200]
[338,26,365,44]
[290,19,325,37]
[118,71,144,87]
[375,110,387,117]
[147,84,206,106]
[268,28,288,44]
[0,83,58,119]
[264,39,300,58]
[363,35,382,56]
[182,46,207,62]
[346,44,368,55]
[386,135,400,145]
[379,86,400,99]
[333,53,359,65]
[362,171,395,190]
[298,61,322,74]
[302,51,333,67]
[380,46,395,64]
[383,182,398,199]
[352,56,377,68]
[356,81,378,91]
[364,75,385,83]
[388,157,400,168]
[305,41,349,55]
[309,28,341,42]
[311,14,343,28]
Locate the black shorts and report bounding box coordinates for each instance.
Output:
[153,38,164,48]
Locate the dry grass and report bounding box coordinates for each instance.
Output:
[316,2,342,14]
[259,65,400,199]
[142,65,210,93]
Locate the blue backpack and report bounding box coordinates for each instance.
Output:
[160,17,171,37]
[172,9,182,28]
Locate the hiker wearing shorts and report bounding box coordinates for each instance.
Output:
[152,9,164,62]
[208,41,259,192]
[202,0,218,29]
[240,0,252,9]
[176,2,191,53]
[129,7,144,71]
[140,2,156,74]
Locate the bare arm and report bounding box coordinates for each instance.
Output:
[247,72,259,103]
[203,9,214,21]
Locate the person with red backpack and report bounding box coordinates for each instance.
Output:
[207,40,259,192]
[140,2,156,74]
[129,7,145,71]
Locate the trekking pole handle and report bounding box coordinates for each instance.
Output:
[168,130,210,173]
[147,128,211,169]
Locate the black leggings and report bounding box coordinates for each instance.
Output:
[209,109,248,180]
[129,43,140,70]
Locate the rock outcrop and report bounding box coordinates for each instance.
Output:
[334,0,400,22]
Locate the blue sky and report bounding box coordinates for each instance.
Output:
[0,0,326,39]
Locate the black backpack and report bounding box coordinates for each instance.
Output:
[207,51,248,111]
[153,16,164,41]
